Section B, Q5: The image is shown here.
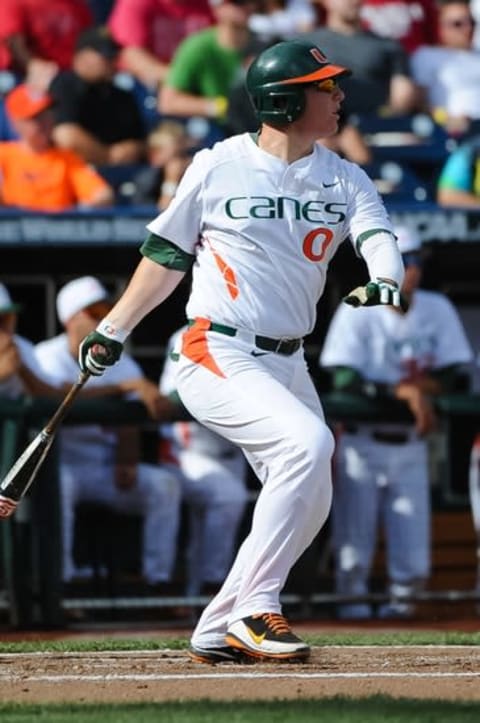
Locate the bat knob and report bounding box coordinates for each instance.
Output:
[0,495,18,519]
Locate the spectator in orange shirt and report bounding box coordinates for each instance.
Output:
[0,84,114,212]
[0,0,94,91]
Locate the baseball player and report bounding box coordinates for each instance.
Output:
[77,39,406,663]
[320,226,473,619]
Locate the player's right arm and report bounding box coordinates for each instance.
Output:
[79,146,212,375]
[78,258,186,375]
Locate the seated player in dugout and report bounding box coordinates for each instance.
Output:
[320,226,473,621]
[74,40,408,664]
[34,276,183,588]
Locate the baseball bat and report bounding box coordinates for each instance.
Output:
[0,371,90,518]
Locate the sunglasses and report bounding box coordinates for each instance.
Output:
[310,78,339,93]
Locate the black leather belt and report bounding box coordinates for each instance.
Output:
[254,335,302,355]
[189,319,302,356]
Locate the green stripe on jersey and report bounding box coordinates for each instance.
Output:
[355,229,394,255]
[140,233,195,271]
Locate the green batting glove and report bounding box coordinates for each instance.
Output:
[343,279,409,312]
[78,330,124,376]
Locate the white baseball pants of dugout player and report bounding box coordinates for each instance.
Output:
[60,461,181,585]
[332,429,431,619]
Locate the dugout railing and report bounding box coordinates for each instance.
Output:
[0,392,479,629]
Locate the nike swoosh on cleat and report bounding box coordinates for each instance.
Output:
[322,181,339,188]
[247,628,266,645]
[251,350,269,357]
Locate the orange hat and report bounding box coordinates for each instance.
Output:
[5,83,54,121]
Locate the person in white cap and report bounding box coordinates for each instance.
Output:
[320,225,474,619]
[0,281,56,399]
[34,276,182,588]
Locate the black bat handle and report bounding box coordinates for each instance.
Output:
[44,371,90,435]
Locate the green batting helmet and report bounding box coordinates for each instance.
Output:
[246,40,351,125]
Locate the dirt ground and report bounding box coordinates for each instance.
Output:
[1,618,480,704]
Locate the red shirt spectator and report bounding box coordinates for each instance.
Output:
[0,0,94,74]
[108,0,214,88]
[360,0,438,53]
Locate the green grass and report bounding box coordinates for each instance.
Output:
[1,633,478,720]
[0,630,479,654]
[1,699,480,723]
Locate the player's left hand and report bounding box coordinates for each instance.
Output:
[78,331,123,376]
[343,279,409,311]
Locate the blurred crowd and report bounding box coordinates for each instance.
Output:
[1,0,480,210]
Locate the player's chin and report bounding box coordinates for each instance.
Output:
[322,119,340,137]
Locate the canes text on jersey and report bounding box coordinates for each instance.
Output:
[225,196,347,224]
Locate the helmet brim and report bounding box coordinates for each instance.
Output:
[277,64,351,86]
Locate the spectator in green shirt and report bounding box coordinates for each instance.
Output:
[158,0,263,130]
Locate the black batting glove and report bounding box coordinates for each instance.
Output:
[78,331,124,376]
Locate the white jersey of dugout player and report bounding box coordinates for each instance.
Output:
[146,133,394,338]
[35,333,181,585]
[159,326,249,596]
[321,289,474,389]
[35,333,145,464]
[320,288,473,619]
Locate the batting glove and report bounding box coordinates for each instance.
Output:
[78,331,124,376]
[343,279,409,312]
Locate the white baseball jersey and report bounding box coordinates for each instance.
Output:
[35,333,144,465]
[146,133,394,338]
[321,289,473,383]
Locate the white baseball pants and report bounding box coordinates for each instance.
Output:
[175,329,335,650]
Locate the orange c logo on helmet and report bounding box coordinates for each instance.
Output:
[310,48,328,64]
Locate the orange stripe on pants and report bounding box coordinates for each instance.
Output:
[181,318,226,378]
